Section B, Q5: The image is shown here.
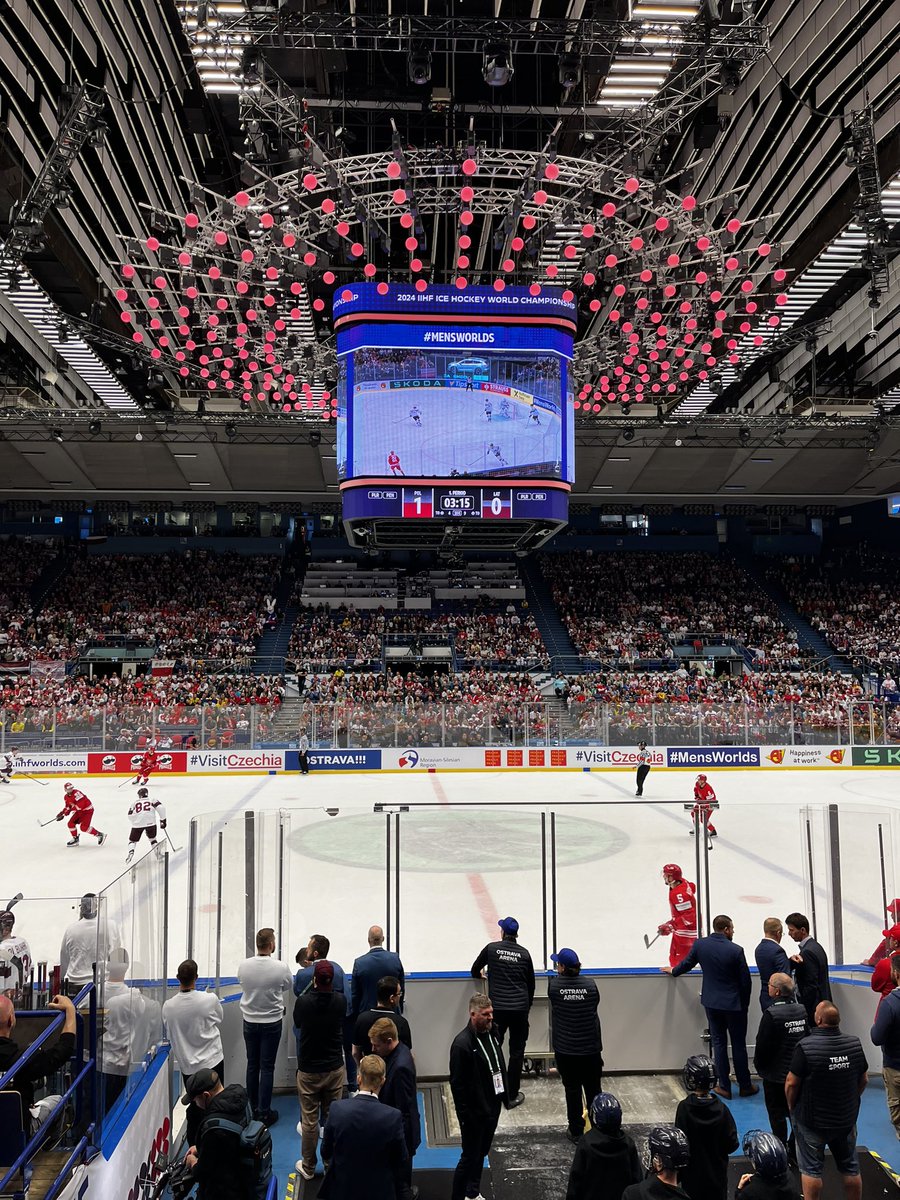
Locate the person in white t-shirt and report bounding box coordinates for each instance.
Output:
[59,894,122,997]
[237,927,293,1126]
[163,958,225,1141]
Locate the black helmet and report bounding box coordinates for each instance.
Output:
[137,787,149,798]
[682,1054,717,1092]
[743,1130,789,1180]
[589,1092,622,1133]
[648,1126,690,1170]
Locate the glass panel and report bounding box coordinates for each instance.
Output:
[835,806,897,965]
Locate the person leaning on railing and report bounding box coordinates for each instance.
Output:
[0,993,76,1131]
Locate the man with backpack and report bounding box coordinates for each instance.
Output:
[183,1068,273,1200]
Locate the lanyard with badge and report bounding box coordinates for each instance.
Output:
[476,1032,504,1095]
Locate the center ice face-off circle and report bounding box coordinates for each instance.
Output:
[291,809,628,872]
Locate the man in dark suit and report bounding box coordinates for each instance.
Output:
[755,917,792,1012]
[371,1017,421,1198]
[662,913,758,1099]
[320,1054,409,1200]
[350,926,405,1018]
[785,912,832,1023]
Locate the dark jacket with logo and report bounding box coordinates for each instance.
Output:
[548,974,602,1056]
[754,998,809,1082]
[449,1022,508,1126]
[471,939,535,1012]
[789,1026,867,1134]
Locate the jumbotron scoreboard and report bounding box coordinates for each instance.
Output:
[335,282,576,549]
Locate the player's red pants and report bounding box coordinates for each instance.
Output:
[670,932,697,968]
[690,804,717,834]
[68,808,96,835]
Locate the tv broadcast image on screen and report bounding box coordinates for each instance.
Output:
[335,283,576,485]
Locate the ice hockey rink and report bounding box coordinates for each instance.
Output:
[4,765,897,981]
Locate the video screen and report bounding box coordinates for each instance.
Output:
[335,283,575,483]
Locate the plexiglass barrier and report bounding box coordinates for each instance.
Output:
[186,800,900,986]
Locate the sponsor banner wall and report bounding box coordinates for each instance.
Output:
[761,746,848,767]
[290,749,383,771]
[666,746,761,768]
[87,751,186,775]
[17,752,88,773]
[187,749,285,772]
[851,746,900,766]
[87,1052,170,1200]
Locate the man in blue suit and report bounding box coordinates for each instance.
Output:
[372,1017,421,1199]
[320,1054,410,1200]
[754,917,791,1012]
[350,926,405,1018]
[662,913,759,1099]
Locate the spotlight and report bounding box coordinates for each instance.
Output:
[88,419,102,435]
[135,431,144,442]
[482,43,513,88]
[558,52,582,89]
[309,429,322,447]
[674,437,683,447]
[225,422,237,438]
[51,427,63,443]
[622,427,635,443]
[738,425,751,444]
[42,369,60,387]
[408,47,432,85]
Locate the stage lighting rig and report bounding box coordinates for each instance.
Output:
[408,46,432,85]
[482,43,513,87]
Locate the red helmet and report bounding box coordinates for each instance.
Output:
[64,782,74,791]
[662,863,682,881]
[696,774,707,782]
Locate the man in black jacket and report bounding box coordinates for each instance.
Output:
[785,913,831,1023]
[566,1092,641,1200]
[352,976,412,1061]
[293,960,348,1181]
[0,993,76,1126]
[548,947,603,1143]
[449,992,509,1200]
[371,1017,421,1197]
[753,972,808,1159]
[470,916,534,1108]
[183,1069,267,1200]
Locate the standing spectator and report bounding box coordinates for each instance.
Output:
[353,976,412,1061]
[870,951,900,1141]
[662,914,757,1099]
[58,893,122,996]
[674,1054,738,1200]
[755,919,792,1012]
[162,959,225,1140]
[548,946,603,1143]
[470,916,534,1108]
[294,933,352,1086]
[319,1054,409,1200]
[293,959,347,1181]
[621,1126,691,1200]
[870,925,900,1008]
[565,1092,641,1200]
[449,992,509,1200]
[785,1001,868,1200]
[736,1131,799,1199]
[635,741,651,797]
[785,913,832,1023]
[753,973,808,1160]
[182,1068,270,1200]
[237,927,292,1127]
[371,1017,421,1193]
[0,994,76,1125]
[350,925,405,1018]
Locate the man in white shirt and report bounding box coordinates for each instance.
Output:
[237,927,293,1127]
[59,894,122,997]
[163,958,225,1141]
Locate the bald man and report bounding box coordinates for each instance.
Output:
[350,926,405,1020]
[0,994,76,1124]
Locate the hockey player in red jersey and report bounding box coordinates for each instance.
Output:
[658,864,698,967]
[864,898,900,965]
[387,450,404,476]
[56,782,106,848]
[690,774,718,837]
[133,747,158,787]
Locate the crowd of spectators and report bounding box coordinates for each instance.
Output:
[288,602,545,671]
[541,551,809,668]
[775,548,900,676]
[1,550,279,668]
[0,538,60,666]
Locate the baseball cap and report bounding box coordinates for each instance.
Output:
[182,1068,219,1105]
[551,947,580,969]
[498,916,519,935]
[883,924,900,940]
[314,959,335,988]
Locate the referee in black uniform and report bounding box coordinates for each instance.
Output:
[471,916,534,1108]
[548,946,603,1142]
[635,740,651,796]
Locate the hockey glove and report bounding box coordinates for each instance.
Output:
[56,812,65,821]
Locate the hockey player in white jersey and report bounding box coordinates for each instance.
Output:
[126,787,167,863]
[0,905,32,1001]
[0,747,20,785]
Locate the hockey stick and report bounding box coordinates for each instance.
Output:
[37,816,58,827]
[118,775,141,789]
[5,893,23,911]
[162,825,182,854]
[17,772,48,787]
[643,932,661,949]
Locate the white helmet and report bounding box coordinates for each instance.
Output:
[64,782,74,791]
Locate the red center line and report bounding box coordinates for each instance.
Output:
[429,773,498,940]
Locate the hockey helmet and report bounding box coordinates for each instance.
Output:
[696,773,707,782]
[682,1054,717,1092]
[588,1092,622,1133]
[638,740,647,749]
[647,1126,690,1171]
[662,863,683,882]
[79,893,98,919]
[137,787,149,798]
[64,782,74,791]
[0,910,14,937]
[742,1130,788,1181]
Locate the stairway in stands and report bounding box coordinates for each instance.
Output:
[270,696,309,744]
[30,544,75,610]
[519,556,583,674]
[731,551,857,675]
[252,554,305,672]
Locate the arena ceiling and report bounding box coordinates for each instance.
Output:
[1,0,900,503]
